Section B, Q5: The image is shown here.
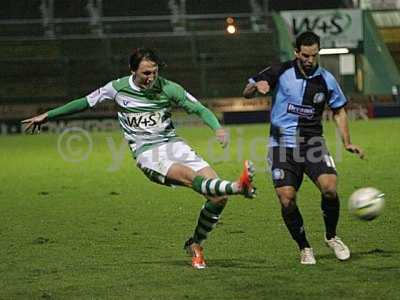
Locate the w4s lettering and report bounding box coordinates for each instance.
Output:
[127,112,161,129]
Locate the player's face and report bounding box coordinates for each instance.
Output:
[132,59,159,89]
[295,44,320,73]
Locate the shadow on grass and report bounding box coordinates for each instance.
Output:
[129,249,400,270]
[133,258,273,269]
[316,248,400,261]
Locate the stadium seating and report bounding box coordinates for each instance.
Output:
[0,1,41,19]
[379,27,400,69]
[0,1,280,101]
[0,31,278,100]
[185,0,251,14]
[102,0,169,17]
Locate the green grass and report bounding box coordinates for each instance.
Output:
[1,119,400,299]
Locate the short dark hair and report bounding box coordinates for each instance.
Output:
[295,31,320,50]
[129,48,164,71]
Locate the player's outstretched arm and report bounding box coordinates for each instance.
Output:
[333,107,365,159]
[21,98,90,134]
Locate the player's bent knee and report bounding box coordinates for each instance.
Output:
[317,174,337,197]
[276,187,296,207]
[196,166,218,179]
[279,197,296,208]
[277,191,296,208]
[322,188,337,199]
[280,197,296,208]
[320,183,337,199]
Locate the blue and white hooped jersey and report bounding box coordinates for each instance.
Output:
[249,60,347,147]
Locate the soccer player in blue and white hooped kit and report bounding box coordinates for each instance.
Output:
[243,31,364,264]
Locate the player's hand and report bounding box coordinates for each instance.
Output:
[216,127,229,148]
[255,80,270,94]
[345,144,365,159]
[21,113,48,134]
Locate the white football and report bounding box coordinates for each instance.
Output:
[349,187,385,221]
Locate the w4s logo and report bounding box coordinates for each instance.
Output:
[127,112,161,129]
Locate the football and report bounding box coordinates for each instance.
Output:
[349,187,385,221]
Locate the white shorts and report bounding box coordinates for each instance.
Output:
[136,141,209,185]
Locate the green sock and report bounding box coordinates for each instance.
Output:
[193,201,225,244]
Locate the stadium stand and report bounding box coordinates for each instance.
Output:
[102,0,169,16]
[0,1,279,101]
[378,27,400,70]
[268,0,348,10]
[185,0,251,14]
[372,10,400,70]
[0,30,278,100]
[53,1,88,18]
[1,2,400,128]
[0,1,41,19]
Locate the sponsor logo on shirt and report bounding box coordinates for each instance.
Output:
[313,92,325,104]
[126,112,162,129]
[272,168,285,180]
[287,103,315,119]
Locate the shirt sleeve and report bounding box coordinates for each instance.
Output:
[324,71,347,109]
[168,83,221,130]
[85,81,118,107]
[47,97,89,119]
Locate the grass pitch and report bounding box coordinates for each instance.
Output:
[1,119,399,299]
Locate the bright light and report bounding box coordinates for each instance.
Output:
[319,48,350,55]
[226,24,236,34]
[226,17,234,24]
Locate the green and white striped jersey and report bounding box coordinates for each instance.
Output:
[85,75,214,156]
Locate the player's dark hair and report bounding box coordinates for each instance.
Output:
[129,48,165,71]
[295,31,320,50]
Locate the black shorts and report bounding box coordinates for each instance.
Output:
[267,138,337,190]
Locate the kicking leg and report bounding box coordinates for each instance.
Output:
[166,161,256,198]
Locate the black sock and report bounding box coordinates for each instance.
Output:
[281,204,310,250]
[321,194,340,240]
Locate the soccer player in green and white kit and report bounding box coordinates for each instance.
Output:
[22,48,256,269]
